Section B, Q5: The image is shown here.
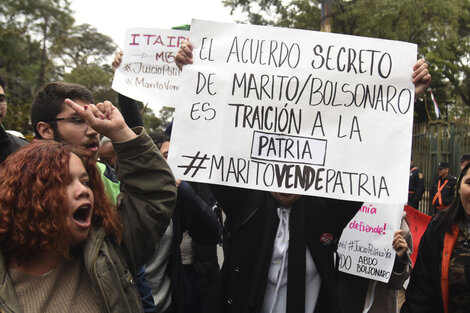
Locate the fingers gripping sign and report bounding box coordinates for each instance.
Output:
[175,39,193,71]
[112,51,124,72]
[64,98,136,142]
[392,230,409,259]
[412,59,431,98]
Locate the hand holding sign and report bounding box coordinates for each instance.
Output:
[112,28,189,112]
[413,59,431,98]
[393,229,410,259]
[175,39,193,70]
[112,51,124,72]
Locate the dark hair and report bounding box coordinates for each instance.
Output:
[0,76,5,90]
[150,132,170,149]
[441,162,470,233]
[31,82,94,138]
[0,140,121,264]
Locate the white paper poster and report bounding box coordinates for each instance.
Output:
[337,203,404,282]
[112,28,188,112]
[169,19,417,204]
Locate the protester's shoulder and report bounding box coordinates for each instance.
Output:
[7,132,29,148]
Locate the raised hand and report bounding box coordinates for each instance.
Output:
[65,99,136,142]
[392,230,409,259]
[112,51,124,72]
[175,40,193,71]
[413,59,431,98]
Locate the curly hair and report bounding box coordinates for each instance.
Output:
[0,141,122,264]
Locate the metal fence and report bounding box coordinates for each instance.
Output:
[411,118,470,215]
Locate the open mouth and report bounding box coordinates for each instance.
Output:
[87,142,99,152]
[73,204,91,225]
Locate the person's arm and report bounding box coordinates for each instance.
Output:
[178,181,222,245]
[118,94,144,128]
[113,128,176,272]
[387,228,412,289]
[66,99,177,274]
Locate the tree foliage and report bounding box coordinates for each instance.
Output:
[53,23,116,68]
[0,0,168,134]
[224,0,470,122]
[63,64,117,104]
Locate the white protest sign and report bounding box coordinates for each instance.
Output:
[337,203,403,283]
[112,28,188,112]
[169,19,417,204]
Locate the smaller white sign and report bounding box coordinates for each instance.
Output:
[337,202,403,283]
[112,28,188,112]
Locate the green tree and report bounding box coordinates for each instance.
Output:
[159,106,175,128]
[1,0,74,86]
[0,0,123,134]
[63,64,117,104]
[0,0,75,133]
[53,23,116,68]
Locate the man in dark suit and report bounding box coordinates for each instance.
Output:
[206,186,361,313]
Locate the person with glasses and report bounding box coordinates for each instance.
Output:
[0,98,176,313]
[0,76,28,164]
[30,82,162,313]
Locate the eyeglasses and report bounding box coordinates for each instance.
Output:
[0,94,6,104]
[48,116,88,127]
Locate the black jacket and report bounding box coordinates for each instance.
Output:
[401,215,447,313]
[169,181,222,313]
[0,127,28,164]
[204,185,361,313]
